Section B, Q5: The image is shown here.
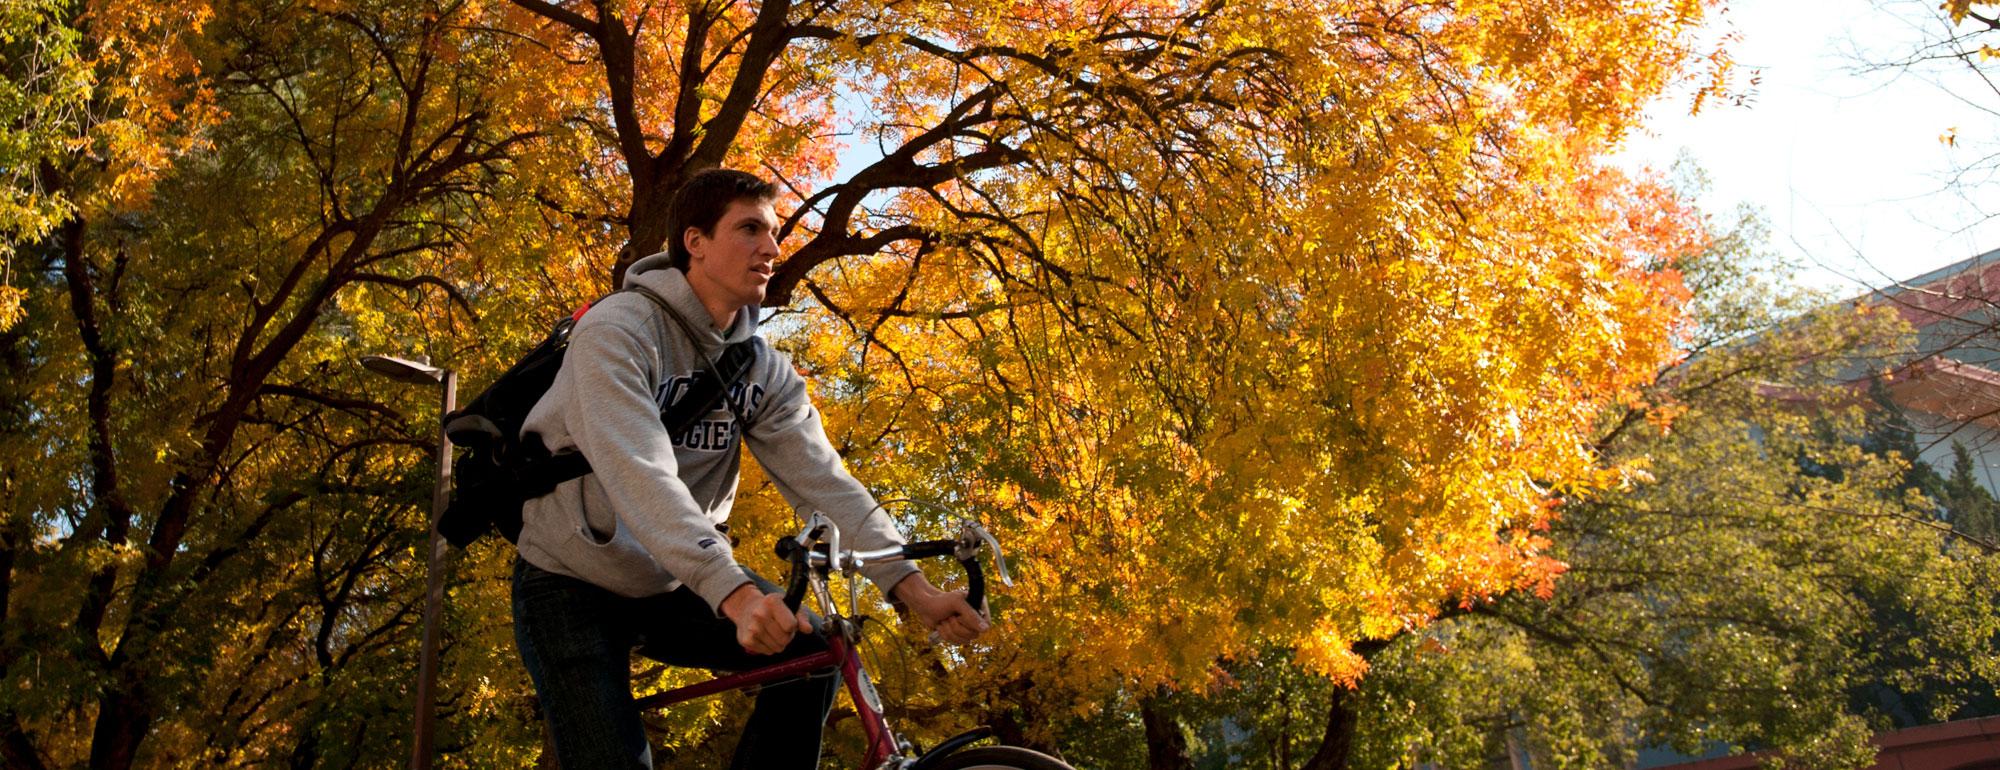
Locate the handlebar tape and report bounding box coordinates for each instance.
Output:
[775,538,810,612]
[961,557,986,613]
[899,540,956,559]
[906,540,987,609]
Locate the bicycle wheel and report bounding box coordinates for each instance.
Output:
[923,745,1076,770]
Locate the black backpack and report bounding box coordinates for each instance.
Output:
[438,286,757,547]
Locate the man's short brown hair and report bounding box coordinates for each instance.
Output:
[667,169,777,270]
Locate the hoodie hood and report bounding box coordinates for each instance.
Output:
[623,252,759,350]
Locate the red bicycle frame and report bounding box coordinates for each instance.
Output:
[638,513,1015,769]
[640,625,901,767]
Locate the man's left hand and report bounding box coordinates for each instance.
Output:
[891,573,990,644]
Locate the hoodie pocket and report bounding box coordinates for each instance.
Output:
[561,517,673,597]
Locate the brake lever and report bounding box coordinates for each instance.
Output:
[793,511,831,554]
[957,520,1013,587]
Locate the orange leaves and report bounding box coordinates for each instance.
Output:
[1464,0,1716,144]
[2,0,219,318]
[77,0,219,211]
[1,0,213,251]
[1300,619,1372,683]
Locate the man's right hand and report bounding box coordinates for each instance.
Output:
[719,583,811,655]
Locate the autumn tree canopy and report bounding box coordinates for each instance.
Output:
[1315,214,2000,770]
[1039,187,2000,770]
[1,0,1723,766]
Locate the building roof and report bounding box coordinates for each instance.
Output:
[1646,713,2000,770]
[1853,246,2000,418]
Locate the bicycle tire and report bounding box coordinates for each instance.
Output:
[922,745,1076,770]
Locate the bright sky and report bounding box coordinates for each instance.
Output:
[1613,0,2000,294]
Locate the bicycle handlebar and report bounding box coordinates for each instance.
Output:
[773,517,1002,617]
[898,539,988,612]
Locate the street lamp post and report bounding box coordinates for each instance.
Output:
[359,354,456,770]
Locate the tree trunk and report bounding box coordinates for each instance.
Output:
[88,688,151,770]
[616,182,673,287]
[981,675,1065,757]
[989,706,1065,756]
[1140,695,1194,770]
[1299,685,1359,770]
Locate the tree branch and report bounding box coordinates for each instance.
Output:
[685,0,795,170]
[257,384,405,421]
[347,271,479,318]
[507,0,600,36]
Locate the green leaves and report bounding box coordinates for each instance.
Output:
[0,0,85,331]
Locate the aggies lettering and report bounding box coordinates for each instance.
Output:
[655,374,765,452]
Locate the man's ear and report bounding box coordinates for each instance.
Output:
[683,226,706,262]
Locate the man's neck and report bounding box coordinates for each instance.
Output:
[681,268,740,330]
[701,300,738,331]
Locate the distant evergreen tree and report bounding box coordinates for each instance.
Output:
[1843,378,2000,542]
[1941,442,2000,543]
[1852,377,1949,502]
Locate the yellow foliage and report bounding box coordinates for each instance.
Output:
[4,0,1721,761]
[730,0,1715,722]
[0,285,22,332]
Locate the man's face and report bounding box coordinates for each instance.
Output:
[685,197,780,314]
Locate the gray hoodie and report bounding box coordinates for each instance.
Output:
[516,253,916,611]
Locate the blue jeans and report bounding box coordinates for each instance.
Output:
[512,558,836,769]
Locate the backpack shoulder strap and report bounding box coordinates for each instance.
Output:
[612,284,761,434]
[618,285,701,348]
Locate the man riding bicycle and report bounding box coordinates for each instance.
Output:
[510,168,989,769]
